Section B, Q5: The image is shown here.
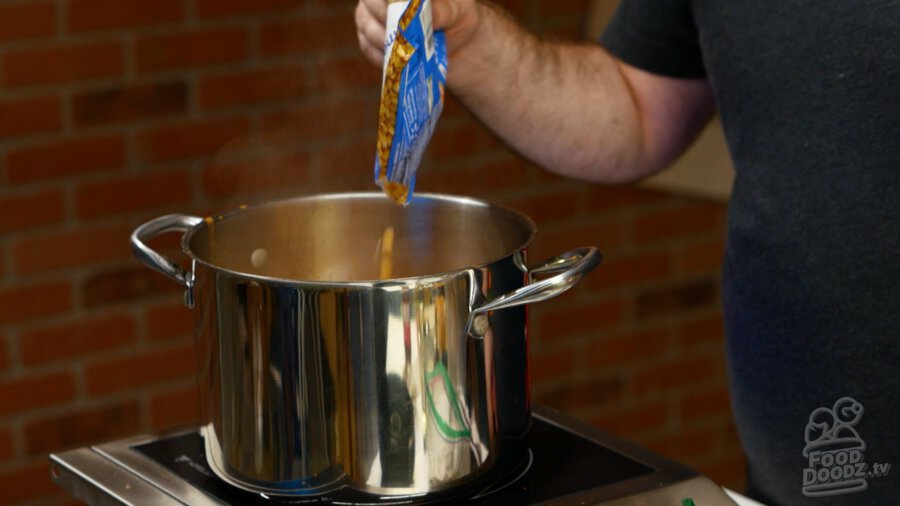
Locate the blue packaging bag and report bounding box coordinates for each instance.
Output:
[375,0,448,205]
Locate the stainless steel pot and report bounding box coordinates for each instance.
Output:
[131,193,600,496]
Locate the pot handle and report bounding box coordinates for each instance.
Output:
[130,214,204,305]
[468,247,601,336]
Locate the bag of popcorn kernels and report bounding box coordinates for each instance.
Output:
[374,0,448,205]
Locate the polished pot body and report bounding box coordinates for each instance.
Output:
[131,193,599,496]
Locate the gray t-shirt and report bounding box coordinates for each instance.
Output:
[601,1,899,505]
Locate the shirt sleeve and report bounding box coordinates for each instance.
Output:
[599,0,706,78]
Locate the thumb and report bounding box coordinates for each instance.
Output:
[432,0,464,31]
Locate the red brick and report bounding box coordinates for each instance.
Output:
[136,27,249,73]
[681,237,726,274]
[14,224,133,275]
[535,299,626,340]
[587,184,669,214]
[196,0,301,19]
[202,152,310,198]
[0,372,76,416]
[260,98,375,143]
[541,24,583,40]
[417,153,528,197]
[82,266,185,308]
[647,426,717,459]
[680,314,725,349]
[497,0,527,18]
[440,94,470,120]
[25,402,140,454]
[679,388,733,422]
[414,165,483,196]
[587,251,673,290]
[586,327,672,367]
[134,225,184,255]
[315,173,371,195]
[0,189,66,234]
[592,402,668,436]
[474,156,534,192]
[136,118,251,163]
[0,95,61,138]
[529,221,628,262]
[198,64,307,109]
[67,0,184,32]
[529,348,576,383]
[509,189,581,224]
[633,355,718,395]
[0,335,8,371]
[311,55,381,93]
[53,494,87,506]
[537,0,588,17]
[1,41,123,88]
[0,428,11,462]
[7,134,126,184]
[636,278,718,319]
[0,281,72,325]
[19,313,137,366]
[75,170,192,218]
[314,139,377,179]
[145,302,193,341]
[699,454,746,490]
[71,81,188,127]
[421,154,533,198]
[0,2,55,43]
[150,385,200,429]
[536,376,623,411]
[86,344,197,395]
[0,462,58,505]
[259,13,354,56]
[635,201,724,243]
[429,121,504,160]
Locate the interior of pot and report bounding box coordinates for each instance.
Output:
[186,193,535,282]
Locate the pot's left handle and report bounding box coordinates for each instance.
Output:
[130,214,204,307]
[467,247,601,337]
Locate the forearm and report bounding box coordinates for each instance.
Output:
[355,0,714,181]
[449,4,675,183]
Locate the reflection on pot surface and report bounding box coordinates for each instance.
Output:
[196,260,505,494]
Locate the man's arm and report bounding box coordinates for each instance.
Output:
[356,0,715,183]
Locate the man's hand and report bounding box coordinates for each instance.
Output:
[355,0,481,84]
[354,0,387,66]
[354,0,714,184]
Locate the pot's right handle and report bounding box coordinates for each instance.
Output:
[130,214,204,306]
[467,247,601,336]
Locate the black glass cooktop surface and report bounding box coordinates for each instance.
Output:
[134,417,655,505]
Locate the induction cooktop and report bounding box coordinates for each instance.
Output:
[50,405,737,505]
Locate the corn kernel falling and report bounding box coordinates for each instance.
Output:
[251,248,269,269]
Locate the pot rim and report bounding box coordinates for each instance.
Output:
[180,192,538,288]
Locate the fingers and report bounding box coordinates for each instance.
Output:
[355,0,387,66]
[361,0,387,24]
[358,31,385,66]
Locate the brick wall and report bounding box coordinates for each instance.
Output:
[0,1,744,504]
